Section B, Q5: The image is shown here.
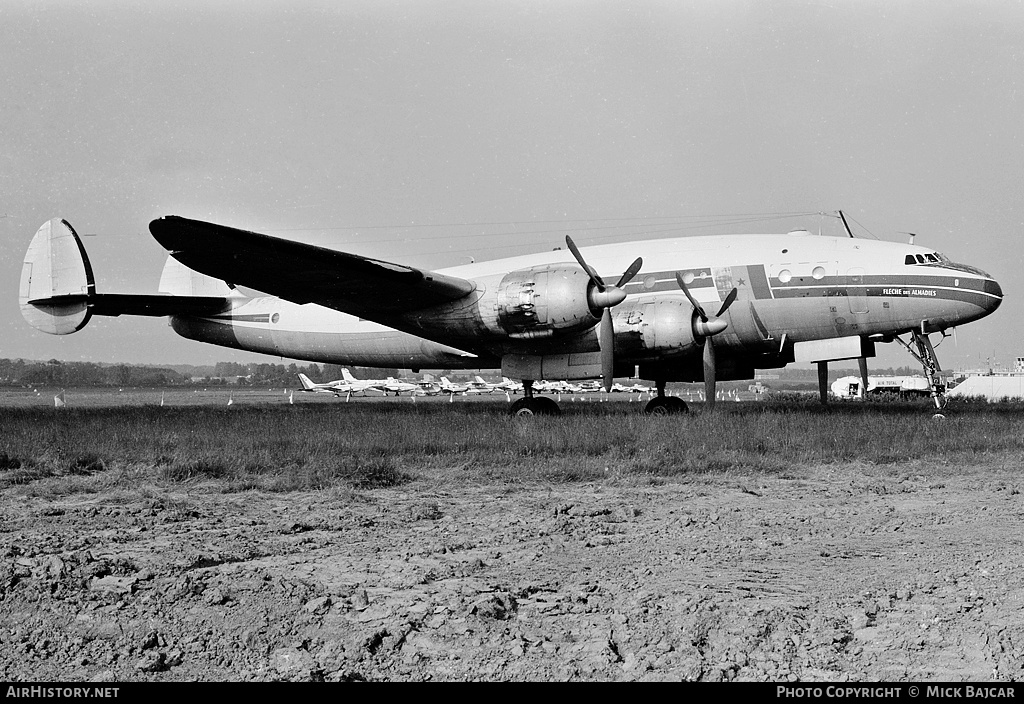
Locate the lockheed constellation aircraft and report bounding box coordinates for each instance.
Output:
[19,215,1002,415]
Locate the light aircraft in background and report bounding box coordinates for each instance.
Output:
[490,377,524,395]
[338,368,387,395]
[464,376,498,394]
[534,379,583,394]
[296,372,346,395]
[19,214,1002,415]
[610,381,652,393]
[438,377,470,394]
[414,379,443,396]
[378,377,422,396]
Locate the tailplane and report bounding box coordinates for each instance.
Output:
[20,218,233,336]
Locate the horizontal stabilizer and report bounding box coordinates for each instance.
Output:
[89,293,229,318]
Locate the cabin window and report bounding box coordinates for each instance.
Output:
[643,274,657,290]
[778,269,792,283]
[812,266,826,280]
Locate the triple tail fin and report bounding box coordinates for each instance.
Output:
[19,219,95,334]
[20,218,233,336]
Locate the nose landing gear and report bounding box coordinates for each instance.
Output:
[895,327,947,410]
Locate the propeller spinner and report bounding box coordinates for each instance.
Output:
[565,236,642,392]
[674,272,738,411]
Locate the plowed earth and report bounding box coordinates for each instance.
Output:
[2,461,1022,682]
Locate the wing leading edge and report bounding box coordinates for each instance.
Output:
[149,216,477,316]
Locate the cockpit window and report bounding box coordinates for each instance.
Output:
[905,250,991,277]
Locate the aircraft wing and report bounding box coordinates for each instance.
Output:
[149,216,476,316]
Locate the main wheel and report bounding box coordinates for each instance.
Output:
[509,398,562,417]
[534,396,561,415]
[644,396,689,415]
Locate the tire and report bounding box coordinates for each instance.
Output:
[644,396,689,415]
[509,397,561,417]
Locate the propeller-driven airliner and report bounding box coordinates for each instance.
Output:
[19,215,1002,415]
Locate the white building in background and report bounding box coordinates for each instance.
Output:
[947,375,1024,401]
[945,356,1024,401]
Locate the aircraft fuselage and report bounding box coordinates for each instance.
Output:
[168,231,1001,380]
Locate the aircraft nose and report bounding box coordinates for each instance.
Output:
[983,277,1003,314]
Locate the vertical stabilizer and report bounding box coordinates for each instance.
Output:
[159,257,237,297]
[20,219,95,334]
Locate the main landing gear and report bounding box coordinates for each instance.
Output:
[643,380,688,415]
[509,380,561,416]
[507,379,689,417]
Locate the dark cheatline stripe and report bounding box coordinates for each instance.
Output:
[204,313,271,323]
[769,274,997,295]
[624,268,715,294]
[770,286,996,305]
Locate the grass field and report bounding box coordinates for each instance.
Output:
[1,387,1022,498]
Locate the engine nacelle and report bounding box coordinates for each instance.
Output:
[614,299,700,355]
[495,266,599,338]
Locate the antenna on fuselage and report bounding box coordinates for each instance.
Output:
[900,232,918,245]
[838,210,854,238]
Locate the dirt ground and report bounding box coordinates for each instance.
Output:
[1,460,1022,682]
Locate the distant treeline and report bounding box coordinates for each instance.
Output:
[0,359,402,388]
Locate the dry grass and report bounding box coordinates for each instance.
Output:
[1,396,1022,497]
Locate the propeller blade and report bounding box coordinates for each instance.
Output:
[716,287,738,317]
[566,235,606,291]
[675,272,708,322]
[600,308,614,392]
[615,257,644,288]
[703,338,717,411]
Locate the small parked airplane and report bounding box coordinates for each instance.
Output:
[438,377,470,394]
[534,379,583,394]
[296,372,346,395]
[378,377,422,396]
[19,214,1002,415]
[338,368,388,395]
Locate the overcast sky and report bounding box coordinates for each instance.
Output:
[2,0,1021,370]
